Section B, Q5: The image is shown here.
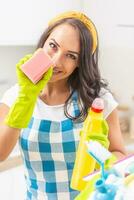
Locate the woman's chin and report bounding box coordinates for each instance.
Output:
[49,74,67,83]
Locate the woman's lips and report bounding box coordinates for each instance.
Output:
[52,69,62,74]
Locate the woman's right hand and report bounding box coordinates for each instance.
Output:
[4,53,53,129]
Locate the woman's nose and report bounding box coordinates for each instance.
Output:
[52,52,64,67]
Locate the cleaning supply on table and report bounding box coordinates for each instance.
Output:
[75,140,117,200]
[125,173,134,186]
[21,48,53,84]
[124,161,134,176]
[5,54,53,128]
[77,155,134,200]
[124,174,134,200]
[75,173,101,200]
[86,140,116,180]
[70,98,109,191]
[90,178,117,200]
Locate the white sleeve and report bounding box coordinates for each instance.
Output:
[0,84,19,107]
[100,89,118,119]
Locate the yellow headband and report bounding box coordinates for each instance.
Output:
[49,11,98,53]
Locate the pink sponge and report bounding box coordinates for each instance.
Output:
[21,48,53,84]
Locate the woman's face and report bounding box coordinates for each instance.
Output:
[43,23,80,82]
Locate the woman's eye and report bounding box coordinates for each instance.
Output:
[67,54,77,60]
[49,42,57,49]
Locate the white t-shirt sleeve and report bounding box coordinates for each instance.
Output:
[0,84,19,107]
[100,89,118,119]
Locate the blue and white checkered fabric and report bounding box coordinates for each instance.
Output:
[19,91,83,200]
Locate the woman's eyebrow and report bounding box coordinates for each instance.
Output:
[68,50,79,56]
[51,38,60,47]
[50,38,79,55]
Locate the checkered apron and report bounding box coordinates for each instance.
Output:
[19,91,83,200]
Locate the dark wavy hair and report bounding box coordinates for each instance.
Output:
[36,18,108,122]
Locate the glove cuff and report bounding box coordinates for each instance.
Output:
[5,95,37,129]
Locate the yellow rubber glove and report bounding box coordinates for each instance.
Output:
[5,54,53,128]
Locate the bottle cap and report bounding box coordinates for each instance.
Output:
[91,98,104,113]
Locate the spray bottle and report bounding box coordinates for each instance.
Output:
[91,178,117,200]
[70,98,109,191]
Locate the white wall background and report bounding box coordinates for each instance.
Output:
[0,46,35,94]
[0,0,82,45]
[0,1,134,199]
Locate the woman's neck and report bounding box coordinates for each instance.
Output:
[39,80,71,105]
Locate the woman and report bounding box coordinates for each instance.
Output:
[0,11,126,200]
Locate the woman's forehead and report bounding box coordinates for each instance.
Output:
[48,23,80,52]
